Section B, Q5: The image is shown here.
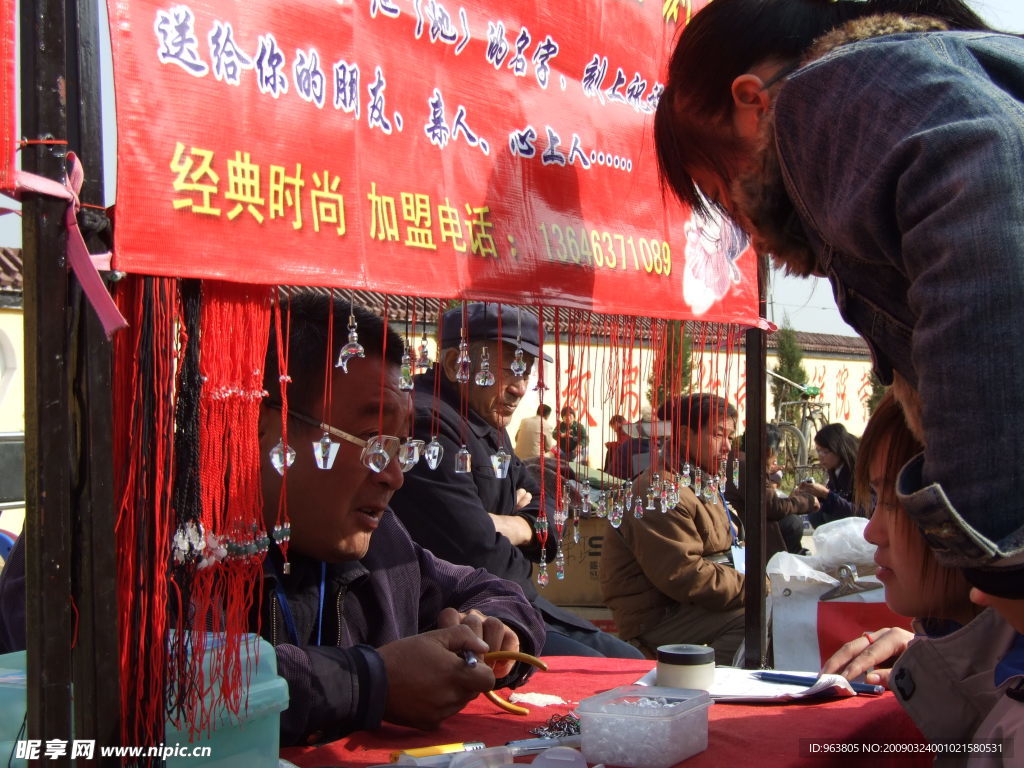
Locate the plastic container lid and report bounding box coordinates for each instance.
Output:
[577,684,711,717]
[656,644,715,665]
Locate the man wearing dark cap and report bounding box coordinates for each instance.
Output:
[390,303,643,658]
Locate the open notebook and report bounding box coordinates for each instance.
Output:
[634,666,864,702]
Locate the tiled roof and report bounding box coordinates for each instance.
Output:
[0,248,21,293]
[0,251,869,357]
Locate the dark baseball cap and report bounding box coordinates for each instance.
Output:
[440,303,553,362]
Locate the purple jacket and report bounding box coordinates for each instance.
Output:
[265,509,545,746]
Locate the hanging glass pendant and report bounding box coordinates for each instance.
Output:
[398,439,425,472]
[425,437,444,470]
[647,473,660,511]
[399,349,415,391]
[535,515,550,587]
[336,320,365,373]
[490,447,511,478]
[596,490,608,519]
[682,462,692,488]
[454,444,472,473]
[510,347,528,377]
[312,433,340,470]
[364,442,391,474]
[555,547,565,580]
[474,345,495,386]
[269,439,296,475]
[581,479,592,510]
[455,338,472,383]
[693,469,703,497]
[702,474,716,501]
[415,334,431,372]
[572,516,580,544]
[633,497,645,519]
[609,498,624,528]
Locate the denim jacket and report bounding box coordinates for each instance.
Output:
[736,16,1024,573]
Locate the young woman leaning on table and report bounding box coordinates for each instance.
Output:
[822,393,1023,763]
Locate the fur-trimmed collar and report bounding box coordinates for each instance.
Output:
[732,15,950,276]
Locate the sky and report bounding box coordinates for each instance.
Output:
[3,0,1023,337]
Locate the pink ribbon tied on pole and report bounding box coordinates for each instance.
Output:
[7,151,128,338]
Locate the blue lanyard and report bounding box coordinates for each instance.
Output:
[718,491,740,548]
[273,560,327,646]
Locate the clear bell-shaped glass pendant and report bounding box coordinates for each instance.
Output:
[425,437,444,470]
[693,470,703,497]
[399,350,415,391]
[364,443,391,474]
[398,439,425,472]
[555,547,565,580]
[537,559,549,587]
[474,346,496,386]
[572,518,580,544]
[490,447,511,478]
[581,479,592,508]
[596,491,608,519]
[454,444,472,473]
[455,339,472,383]
[415,335,431,372]
[510,347,528,377]
[633,497,644,519]
[312,433,340,470]
[645,487,656,511]
[269,439,296,476]
[336,326,365,373]
[682,463,692,487]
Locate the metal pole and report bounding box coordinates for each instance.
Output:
[20,0,73,762]
[742,332,768,667]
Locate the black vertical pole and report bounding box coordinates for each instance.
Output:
[742,325,768,665]
[20,0,74,762]
[65,0,121,759]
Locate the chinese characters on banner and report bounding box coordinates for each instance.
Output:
[107,0,762,325]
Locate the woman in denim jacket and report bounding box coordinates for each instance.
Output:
[653,0,1024,598]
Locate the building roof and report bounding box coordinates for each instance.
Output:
[0,248,21,293]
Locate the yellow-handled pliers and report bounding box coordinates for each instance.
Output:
[480,650,548,716]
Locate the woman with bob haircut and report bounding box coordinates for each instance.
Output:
[653,0,1024,597]
[823,393,1021,758]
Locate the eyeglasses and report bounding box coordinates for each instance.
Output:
[266,402,419,473]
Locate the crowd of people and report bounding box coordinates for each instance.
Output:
[0,0,1022,759]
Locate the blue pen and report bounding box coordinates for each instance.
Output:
[754,671,885,696]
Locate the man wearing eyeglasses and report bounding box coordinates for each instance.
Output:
[390,303,643,659]
[259,295,545,746]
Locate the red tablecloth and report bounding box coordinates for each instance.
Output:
[281,657,932,768]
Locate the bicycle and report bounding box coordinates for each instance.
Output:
[767,372,830,487]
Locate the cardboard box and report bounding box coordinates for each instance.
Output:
[538,516,609,607]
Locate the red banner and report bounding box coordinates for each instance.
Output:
[108,0,761,325]
[0,0,14,189]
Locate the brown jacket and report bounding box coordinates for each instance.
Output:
[599,469,745,641]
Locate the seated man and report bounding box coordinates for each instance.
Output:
[0,296,546,747]
[390,303,641,659]
[725,425,818,557]
[260,297,545,745]
[600,394,744,665]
